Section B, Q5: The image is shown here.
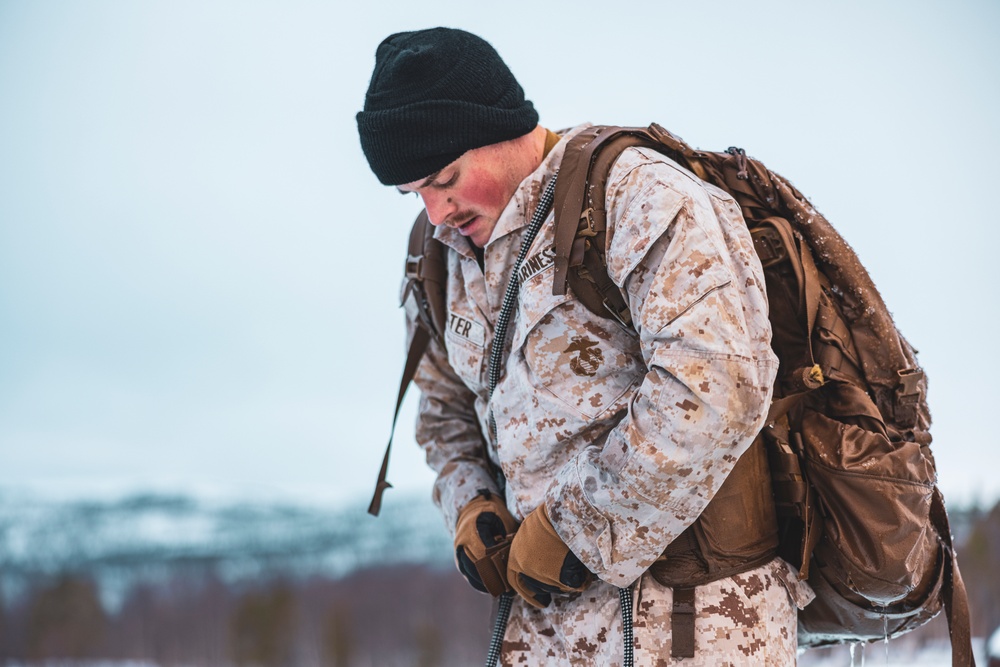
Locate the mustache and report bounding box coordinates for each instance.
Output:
[445,210,478,227]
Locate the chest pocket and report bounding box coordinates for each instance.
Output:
[512,266,643,421]
[445,309,487,390]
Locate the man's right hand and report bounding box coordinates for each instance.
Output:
[454,491,519,596]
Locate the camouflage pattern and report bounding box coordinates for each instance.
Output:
[501,559,813,666]
[404,124,805,663]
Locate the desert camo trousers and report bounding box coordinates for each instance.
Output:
[501,558,807,667]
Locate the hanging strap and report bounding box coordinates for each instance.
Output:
[369,210,448,516]
[367,324,431,516]
[930,488,976,667]
[670,587,696,658]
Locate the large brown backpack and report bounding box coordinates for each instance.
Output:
[370,124,974,665]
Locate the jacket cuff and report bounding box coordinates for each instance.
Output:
[434,463,502,536]
[543,440,666,588]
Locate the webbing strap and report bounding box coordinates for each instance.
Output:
[755,217,816,362]
[799,233,824,368]
[578,240,632,327]
[553,127,606,295]
[367,324,431,516]
[473,540,513,597]
[553,126,661,297]
[930,488,976,667]
[945,554,975,667]
[670,587,696,658]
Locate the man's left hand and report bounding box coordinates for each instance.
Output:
[506,504,592,608]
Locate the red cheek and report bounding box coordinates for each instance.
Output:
[461,172,512,212]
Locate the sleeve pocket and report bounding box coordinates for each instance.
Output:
[641,257,735,336]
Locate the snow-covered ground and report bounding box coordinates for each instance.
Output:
[799,638,988,666]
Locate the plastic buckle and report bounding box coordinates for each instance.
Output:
[577,208,598,238]
[750,226,788,268]
[602,300,633,329]
[405,254,424,280]
[898,368,923,396]
[895,368,923,428]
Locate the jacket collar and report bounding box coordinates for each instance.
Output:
[431,124,594,257]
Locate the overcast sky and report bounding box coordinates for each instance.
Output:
[1,0,998,511]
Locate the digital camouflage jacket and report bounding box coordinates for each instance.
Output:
[403,125,812,664]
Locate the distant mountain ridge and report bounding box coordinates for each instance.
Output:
[0,490,452,602]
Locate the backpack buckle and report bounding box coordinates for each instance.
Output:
[750,226,788,268]
[603,299,633,329]
[577,208,599,238]
[895,368,924,428]
[898,368,923,396]
[405,254,425,280]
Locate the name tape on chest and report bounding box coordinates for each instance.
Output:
[517,246,556,285]
[447,310,486,347]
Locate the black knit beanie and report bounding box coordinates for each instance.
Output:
[356,27,539,186]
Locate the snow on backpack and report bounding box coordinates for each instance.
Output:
[369,124,975,666]
[551,124,973,664]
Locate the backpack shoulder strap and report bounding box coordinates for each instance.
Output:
[404,210,449,343]
[552,126,659,300]
[551,125,719,325]
[369,210,447,516]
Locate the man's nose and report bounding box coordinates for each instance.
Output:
[420,191,456,226]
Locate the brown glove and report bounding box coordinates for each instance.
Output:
[506,504,592,608]
[454,491,519,596]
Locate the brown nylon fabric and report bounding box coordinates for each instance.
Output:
[649,436,780,666]
[649,435,778,588]
[407,210,449,344]
[670,587,696,658]
[801,385,936,602]
[552,130,598,296]
[551,124,973,665]
[642,123,928,425]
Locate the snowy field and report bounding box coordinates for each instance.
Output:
[799,638,988,666]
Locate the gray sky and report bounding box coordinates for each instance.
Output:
[1,0,998,510]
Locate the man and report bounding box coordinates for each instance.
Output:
[356,27,813,666]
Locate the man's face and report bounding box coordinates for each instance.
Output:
[398,142,525,248]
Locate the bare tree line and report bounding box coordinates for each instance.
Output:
[0,502,997,666]
[0,564,493,667]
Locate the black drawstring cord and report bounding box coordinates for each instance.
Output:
[480,171,636,667]
[483,172,559,667]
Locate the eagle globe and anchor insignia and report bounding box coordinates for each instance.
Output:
[566,335,604,377]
